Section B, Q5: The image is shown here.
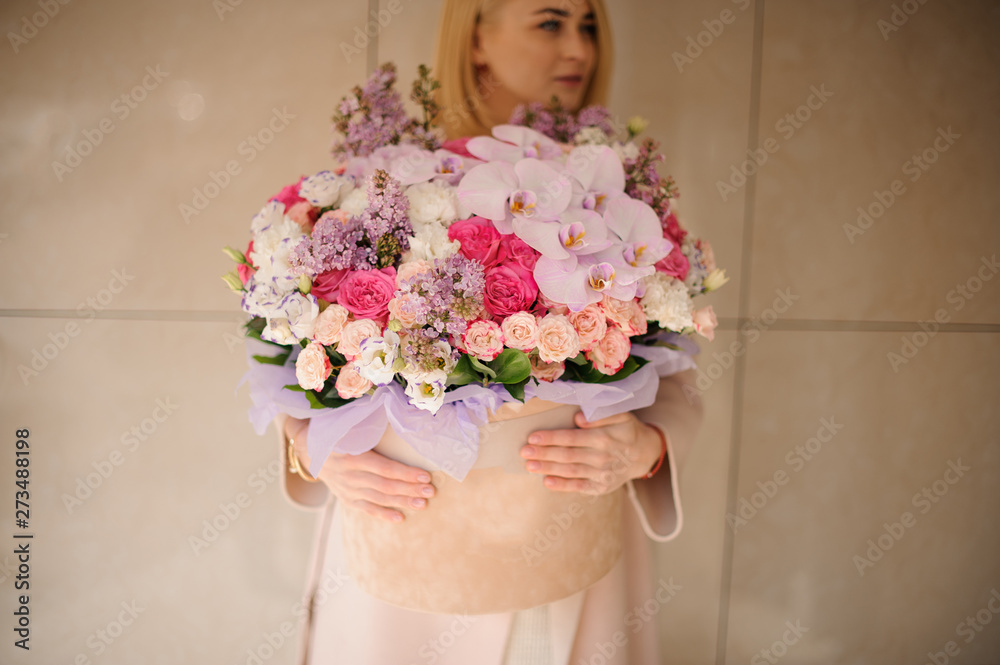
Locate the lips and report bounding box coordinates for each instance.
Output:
[555,75,583,84]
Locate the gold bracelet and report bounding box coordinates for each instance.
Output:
[287,437,320,483]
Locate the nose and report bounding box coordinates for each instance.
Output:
[561,26,592,64]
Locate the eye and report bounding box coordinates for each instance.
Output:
[582,22,597,37]
[539,19,561,32]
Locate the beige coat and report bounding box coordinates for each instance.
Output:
[274,371,702,664]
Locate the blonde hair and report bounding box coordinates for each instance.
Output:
[433,0,613,139]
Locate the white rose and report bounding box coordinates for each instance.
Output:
[338,187,369,217]
[640,273,693,332]
[405,181,460,226]
[298,171,354,208]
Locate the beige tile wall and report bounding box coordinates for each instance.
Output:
[0,0,996,664]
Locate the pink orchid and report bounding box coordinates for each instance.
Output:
[565,145,628,214]
[457,158,572,234]
[511,208,611,263]
[392,149,483,186]
[534,251,649,312]
[602,197,673,269]
[466,125,564,163]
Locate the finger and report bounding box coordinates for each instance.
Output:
[541,476,604,494]
[528,427,605,448]
[521,443,612,469]
[348,498,405,523]
[339,450,433,484]
[345,470,436,500]
[524,460,601,480]
[574,411,633,428]
[348,486,430,512]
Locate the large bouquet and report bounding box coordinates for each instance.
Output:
[227,64,726,479]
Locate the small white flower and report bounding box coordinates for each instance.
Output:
[260,292,319,344]
[356,330,400,386]
[403,370,448,414]
[403,222,460,262]
[611,141,640,162]
[640,272,694,332]
[573,126,611,146]
[405,180,461,227]
[338,187,369,217]
[250,201,284,236]
[299,171,354,208]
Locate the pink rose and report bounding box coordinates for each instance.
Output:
[536,314,581,364]
[448,217,500,267]
[500,312,539,351]
[537,292,570,316]
[396,260,433,286]
[238,240,256,285]
[441,137,475,159]
[693,305,718,342]
[697,239,716,271]
[626,301,648,336]
[585,327,631,376]
[337,319,381,359]
[337,268,397,322]
[311,268,350,303]
[567,304,608,352]
[287,200,319,233]
[312,304,350,345]
[654,245,690,281]
[388,294,419,328]
[496,235,539,271]
[271,176,308,210]
[462,319,505,361]
[662,210,687,246]
[295,341,332,390]
[335,361,373,399]
[529,354,565,382]
[483,264,538,321]
[600,296,635,330]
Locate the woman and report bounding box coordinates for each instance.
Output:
[275,0,704,662]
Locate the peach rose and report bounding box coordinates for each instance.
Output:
[567,304,607,352]
[396,260,433,286]
[335,361,372,399]
[537,292,570,316]
[585,327,631,376]
[500,312,539,351]
[536,314,581,364]
[295,341,332,390]
[336,318,381,359]
[312,304,350,345]
[625,300,648,336]
[693,305,718,342]
[287,200,318,232]
[599,295,635,330]
[387,294,420,328]
[462,319,505,361]
[529,354,565,382]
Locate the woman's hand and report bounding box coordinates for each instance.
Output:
[520,411,663,495]
[285,417,436,523]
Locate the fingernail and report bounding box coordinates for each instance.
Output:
[521,446,536,457]
[528,435,540,444]
[526,461,540,472]
[417,473,431,483]
[410,497,427,508]
[391,513,404,522]
[421,486,435,497]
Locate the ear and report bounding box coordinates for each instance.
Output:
[471,24,487,66]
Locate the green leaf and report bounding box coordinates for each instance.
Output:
[446,356,479,387]
[468,355,497,380]
[487,349,531,384]
[283,384,306,392]
[566,352,588,366]
[505,377,530,402]
[254,351,291,366]
[563,354,649,384]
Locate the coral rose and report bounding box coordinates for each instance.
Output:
[536,314,581,363]
[295,341,332,390]
[335,361,373,399]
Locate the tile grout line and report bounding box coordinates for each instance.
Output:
[717,1,767,663]
[367,0,379,76]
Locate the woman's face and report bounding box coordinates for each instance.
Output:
[473,0,598,123]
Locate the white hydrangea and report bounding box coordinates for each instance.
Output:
[338,187,369,217]
[640,272,694,332]
[298,171,354,208]
[403,222,460,262]
[405,180,461,227]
